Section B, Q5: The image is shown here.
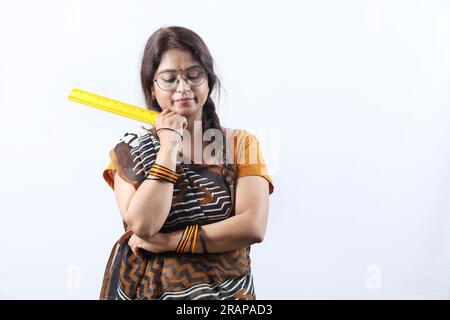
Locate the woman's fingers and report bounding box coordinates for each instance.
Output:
[158,111,186,128]
[181,117,187,129]
[128,237,143,260]
[132,246,143,260]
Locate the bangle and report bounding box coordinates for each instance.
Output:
[156,127,183,142]
[175,225,201,254]
[146,163,179,184]
[175,226,190,253]
[199,226,208,254]
[190,224,199,254]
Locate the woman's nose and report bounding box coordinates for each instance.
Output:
[176,74,191,92]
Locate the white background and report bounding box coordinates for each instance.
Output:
[0,0,449,299]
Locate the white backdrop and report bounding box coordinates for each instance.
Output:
[1,0,449,299]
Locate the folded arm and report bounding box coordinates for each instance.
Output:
[132,175,270,254]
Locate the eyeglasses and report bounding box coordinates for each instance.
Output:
[154,66,208,91]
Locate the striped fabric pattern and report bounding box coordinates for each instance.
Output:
[100,126,266,300]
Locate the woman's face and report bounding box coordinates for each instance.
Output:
[152,49,209,120]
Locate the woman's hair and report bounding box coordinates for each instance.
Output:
[140,26,236,208]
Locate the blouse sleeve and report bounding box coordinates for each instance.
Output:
[234,129,274,195]
[103,160,116,191]
[102,128,151,191]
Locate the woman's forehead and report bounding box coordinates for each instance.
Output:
[158,49,198,70]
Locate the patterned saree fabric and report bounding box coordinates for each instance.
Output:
[100,125,274,300]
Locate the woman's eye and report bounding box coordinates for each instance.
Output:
[162,77,176,83]
[187,71,201,79]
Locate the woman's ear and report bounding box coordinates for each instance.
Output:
[150,85,155,98]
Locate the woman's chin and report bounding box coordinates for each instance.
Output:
[172,104,197,115]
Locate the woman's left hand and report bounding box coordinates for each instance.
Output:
[128,232,170,259]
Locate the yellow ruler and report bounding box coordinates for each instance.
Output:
[67,88,159,125]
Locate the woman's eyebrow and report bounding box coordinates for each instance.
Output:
[158,64,201,73]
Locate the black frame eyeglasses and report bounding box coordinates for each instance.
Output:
[153,66,208,91]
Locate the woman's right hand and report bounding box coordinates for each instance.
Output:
[155,108,187,148]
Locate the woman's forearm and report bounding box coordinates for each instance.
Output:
[125,144,178,239]
[164,213,262,253]
[202,213,263,252]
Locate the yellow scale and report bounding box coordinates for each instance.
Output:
[67,88,159,125]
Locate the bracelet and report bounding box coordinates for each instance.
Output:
[190,224,199,254]
[175,225,203,254]
[156,127,183,142]
[146,163,179,184]
[174,225,208,254]
[145,177,164,181]
[198,226,208,254]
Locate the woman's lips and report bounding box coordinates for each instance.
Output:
[175,98,194,104]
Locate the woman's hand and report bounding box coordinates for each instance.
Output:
[128,232,171,259]
[156,108,187,148]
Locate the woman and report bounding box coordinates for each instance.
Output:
[101,26,274,300]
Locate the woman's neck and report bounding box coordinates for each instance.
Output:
[178,116,201,164]
[185,117,203,142]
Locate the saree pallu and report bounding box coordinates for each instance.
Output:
[100,126,274,300]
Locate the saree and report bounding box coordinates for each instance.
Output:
[100,125,274,300]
